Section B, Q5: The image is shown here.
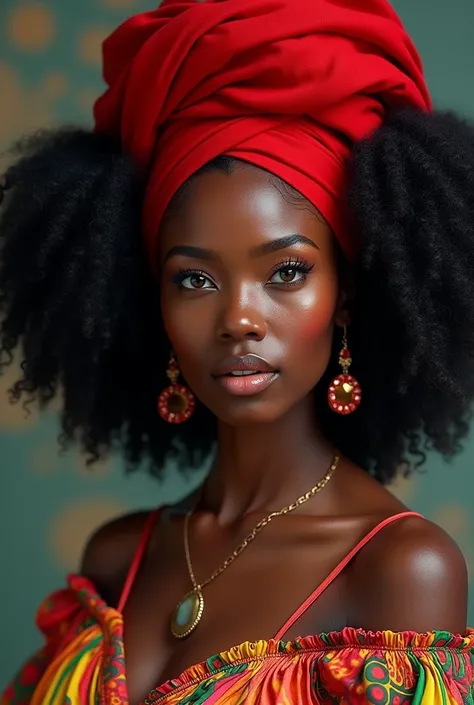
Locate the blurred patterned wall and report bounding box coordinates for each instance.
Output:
[0,0,473,689]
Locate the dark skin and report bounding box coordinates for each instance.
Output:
[81,163,468,705]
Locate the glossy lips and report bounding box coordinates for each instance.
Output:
[212,354,279,396]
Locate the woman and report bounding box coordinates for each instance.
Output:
[1,0,473,703]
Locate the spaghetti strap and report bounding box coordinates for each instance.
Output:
[117,508,161,613]
[274,510,422,640]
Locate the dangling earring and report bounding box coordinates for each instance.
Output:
[328,326,362,415]
[158,353,195,424]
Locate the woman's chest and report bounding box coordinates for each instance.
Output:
[121,526,352,705]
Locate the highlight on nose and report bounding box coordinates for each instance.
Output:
[217,309,266,342]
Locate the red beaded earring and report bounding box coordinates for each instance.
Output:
[328,327,362,415]
[158,353,195,424]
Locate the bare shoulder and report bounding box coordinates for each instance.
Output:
[349,513,468,634]
[80,510,153,604]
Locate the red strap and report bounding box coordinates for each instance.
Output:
[274,510,422,640]
[117,508,160,613]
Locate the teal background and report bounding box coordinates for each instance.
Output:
[0,0,473,690]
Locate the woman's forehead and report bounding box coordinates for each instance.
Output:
[160,165,330,247]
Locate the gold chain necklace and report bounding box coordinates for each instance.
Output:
[170,455,339,639]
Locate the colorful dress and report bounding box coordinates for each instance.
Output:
[2,511,473,704]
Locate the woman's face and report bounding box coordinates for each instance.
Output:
[159,163,347,426]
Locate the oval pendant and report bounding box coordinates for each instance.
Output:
[171,589,204,639]
[328,373,362,415]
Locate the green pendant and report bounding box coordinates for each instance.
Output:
[171,589,204,639]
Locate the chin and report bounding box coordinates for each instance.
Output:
[209,398,293,427]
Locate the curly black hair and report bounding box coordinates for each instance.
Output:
[1,108,474,483]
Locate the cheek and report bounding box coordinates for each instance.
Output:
[160,290,212,370]
[279,278,339,348]
[276,279,339,394]
[291,303,335,344]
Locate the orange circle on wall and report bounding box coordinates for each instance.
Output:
[48,498,128,571]
[8,4,56,52]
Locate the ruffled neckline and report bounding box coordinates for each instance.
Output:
[144,626,474,702]
[33,575,474,705]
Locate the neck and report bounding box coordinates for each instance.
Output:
[201,395,336,524]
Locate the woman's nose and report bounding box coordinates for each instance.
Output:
[216,288,267,342]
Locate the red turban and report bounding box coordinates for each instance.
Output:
[93,0,431,268]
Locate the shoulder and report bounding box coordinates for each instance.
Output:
[80,509,155,605]
[348,514,468,634]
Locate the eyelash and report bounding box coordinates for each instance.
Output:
[173,257,314,290]
[268,257,314,286]
[172,268,212,288]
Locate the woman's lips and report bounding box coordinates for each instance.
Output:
[214,371,279,396]
[212,354,279,396]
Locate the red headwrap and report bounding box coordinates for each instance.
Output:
[94,0,431,267]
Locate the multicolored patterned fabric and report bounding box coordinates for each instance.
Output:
[1,575,473,704]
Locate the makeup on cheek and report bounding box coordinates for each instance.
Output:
[277,276,339,339]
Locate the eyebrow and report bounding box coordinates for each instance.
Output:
[164,234,319,262]
[251,234,319,257]
[164,245,216,262]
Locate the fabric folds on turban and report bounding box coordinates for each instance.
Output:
[93,0,432,267]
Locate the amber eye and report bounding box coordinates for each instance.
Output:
[269,266,303,284]
[179,272,215,290]
[189,274,206,289]
[279,268,297,282]
[268,261,312,286]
